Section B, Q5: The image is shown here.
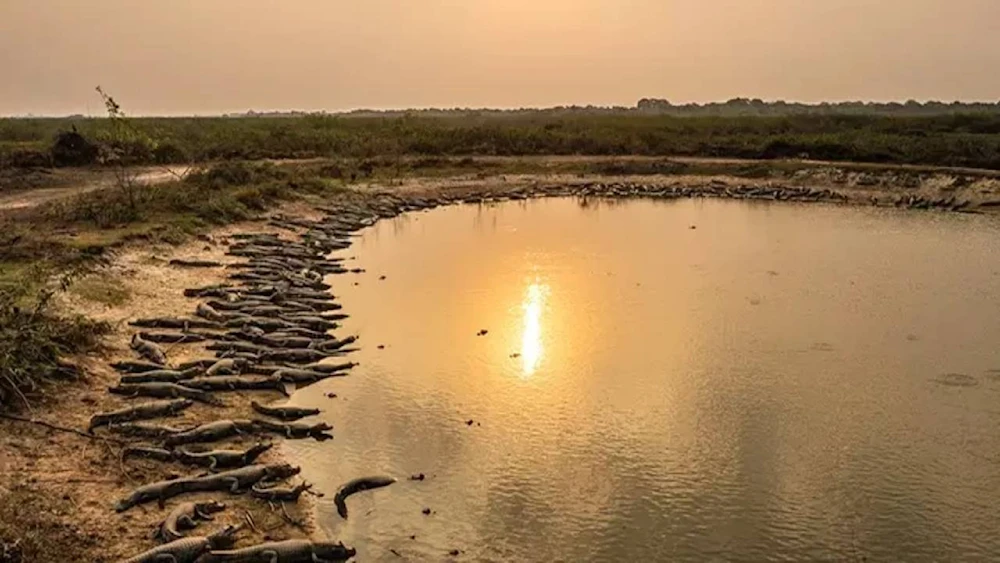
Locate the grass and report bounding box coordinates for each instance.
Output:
[70,273,129,307]
[3,112,1000,171]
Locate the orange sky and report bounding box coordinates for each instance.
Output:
[1,0,998,115]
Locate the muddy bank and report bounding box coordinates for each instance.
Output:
[4,167,1000,561]
[0,204,331,562]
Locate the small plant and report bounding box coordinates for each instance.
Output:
[94,86,155,217]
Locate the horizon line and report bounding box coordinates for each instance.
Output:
[4,97,1000,119]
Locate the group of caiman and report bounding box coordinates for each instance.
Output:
[90,198,426,562]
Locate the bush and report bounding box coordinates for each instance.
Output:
[5,148,52,169]
[0,285,109,410]
[152,142,188,164]
[188,161,288,190]
[50,129,98,167]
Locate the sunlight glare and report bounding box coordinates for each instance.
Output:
[521,282,548,376]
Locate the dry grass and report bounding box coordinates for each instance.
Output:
[69,273,130,307]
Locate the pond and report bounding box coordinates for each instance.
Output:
[284,197,1000,561]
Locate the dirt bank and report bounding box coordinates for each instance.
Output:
[4,155,1000,217]
[0,203,323,562]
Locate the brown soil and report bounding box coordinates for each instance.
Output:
[0,202,322,562]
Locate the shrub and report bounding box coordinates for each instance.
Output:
[0,284,109,410]
[50,129,98,167]
[152,142,188,164]
[5,148,52,169]
[188,161,288,190]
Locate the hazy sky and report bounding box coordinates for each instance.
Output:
[2,0,999,115]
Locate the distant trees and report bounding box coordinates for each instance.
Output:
[632,98,1000,116]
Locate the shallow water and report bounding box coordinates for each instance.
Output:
[285,197,1000,561]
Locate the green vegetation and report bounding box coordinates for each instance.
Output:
[2,161,339,263]
[3,112,1000,171]
[0,280,108,410]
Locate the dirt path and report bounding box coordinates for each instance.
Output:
[0,165,191,212]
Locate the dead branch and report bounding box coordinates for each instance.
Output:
[0,412,125,445]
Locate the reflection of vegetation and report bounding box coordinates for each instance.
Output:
[2,111,1000,170]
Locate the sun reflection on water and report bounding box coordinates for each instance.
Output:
[521,282,548,376]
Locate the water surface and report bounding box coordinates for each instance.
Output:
[285,197,1000,561]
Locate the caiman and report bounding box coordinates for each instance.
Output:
[119,524,240,563]
[155,500,226,542]
[312,336,358,353]
[118,368,200,384]
[250,401,320,421]
[333,476,396,519]
[276,316,338,331]
[184,284,238,298]
[131,333,167,365]
[202,539,355,562]
[122,446,176,462]
[108,422,188,440]
[88,399,193,431]
[249,481,314,503]
[109,382,225,406]
[272,368,339,385]
[205,358,248,376]
[138,331,207,344]
[164,419,259,446]
[298,361,356,375]
[111,360,173,374]
[253,418,333,441]
[130,317,222,330]
[182,375,288,396]
[197,302,230,322]
[258,335,315,349]
[179,358,222,371]
[223,316,298,331]
[261,348,330,364]
[116,475,196,512]
[170,463,300,495]
[207,341,269,355]
[174,442,273,471]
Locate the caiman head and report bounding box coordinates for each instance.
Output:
[207,524,244,549]
[314,541,357,561]
[170,398,195,412]
[245,442,274,463]
[195,500,227,516]
[264,463,301,481]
